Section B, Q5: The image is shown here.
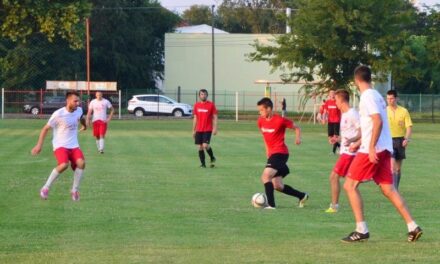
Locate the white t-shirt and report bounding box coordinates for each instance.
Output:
[358,88,393,154]
[340,108,360,156]
[47,107,83,150]
[89,98,112,122]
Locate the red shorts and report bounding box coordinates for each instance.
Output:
[333,154,355,177]
[347,150,392,185]
[93,120,108,138]
[54,147,85,171]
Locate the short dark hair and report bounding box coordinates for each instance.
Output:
[335,89,350,103]
[199,89,208,96]
[66,91,79,99]
[387,90,398,97]
[354,65,372,83]
[257,97,273,109]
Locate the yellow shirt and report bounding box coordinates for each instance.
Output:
[387,105,412,138]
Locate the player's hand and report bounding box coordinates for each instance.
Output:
[79,125,86,131]
[295,138,301,145]
[31,145,41,155]
[348,142,360,153]
[368,147,378,164]
[402,139,409,147]
[192,131,196,139]
[106,118,111,123]
[212,128,217,135]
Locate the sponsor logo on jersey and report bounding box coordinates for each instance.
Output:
[261,128,275,133]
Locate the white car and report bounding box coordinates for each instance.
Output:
[128,94,192,117]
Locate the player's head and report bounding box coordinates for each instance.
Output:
[199,89,208,102]
[386,90,398,107]
[65,91,80,111]
[334,89,350,110]
[257,97,273,118]
[354,65,372,88]
[328,90,336,100]
[95,91,103,100]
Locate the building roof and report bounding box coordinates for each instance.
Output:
[175,24,229,34]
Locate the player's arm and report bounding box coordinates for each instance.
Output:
[212,114,218,135]
[107,106,115,123]
[86,103,93,127]
[403,112,413,147]
[192,115,197,138]
[292,122,301,145]
[31,124,51,155]
[369,113,382,163]
[79,115,87,131]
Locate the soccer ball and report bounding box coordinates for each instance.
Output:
[251,193,268,208]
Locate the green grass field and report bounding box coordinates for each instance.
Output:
[0,119,439,263]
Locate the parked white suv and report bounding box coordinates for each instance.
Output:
[127,94,192,117]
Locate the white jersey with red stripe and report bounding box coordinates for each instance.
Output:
[89,98,112,122]
[358,88,393,154]
[340,108,360,155]
[47,107,83,150]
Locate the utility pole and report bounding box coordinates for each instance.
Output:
[211,5,216,103]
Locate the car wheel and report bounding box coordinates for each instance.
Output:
[31,107,40,115]
[134,108,145,117]
[173,109,183,117]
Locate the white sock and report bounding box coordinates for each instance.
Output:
[43,169,60,189]
[99,138,104,151]
[96,140,100,150]
[332,203,339,209]
[356,221,369,234]
[72,168,84,192]
[407,221,418,232]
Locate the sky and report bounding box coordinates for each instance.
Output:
[159,0,440,13]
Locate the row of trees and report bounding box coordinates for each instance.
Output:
[0,0,179,92]
[0,0,439,94]
[184,0,440,94]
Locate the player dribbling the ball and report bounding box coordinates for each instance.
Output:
[257,97,308,209]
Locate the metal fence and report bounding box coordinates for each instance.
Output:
[2,88,439,122]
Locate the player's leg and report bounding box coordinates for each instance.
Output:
[391,158,402,189]
[194,132,206,168]
[70,149,85,201]
[261,167,277,208]
[326,170,340,212]
[342,178,369,241]
[202,132,215,167]
[93,121,100,151]
[98,122,107,153]
[40,149,70,200]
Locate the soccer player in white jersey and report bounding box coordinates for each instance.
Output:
[86,91,114,154]
[325,89,360,213]
[31,91,87,201]
[341,65,422,242]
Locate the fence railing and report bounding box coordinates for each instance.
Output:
[1,88,440,122]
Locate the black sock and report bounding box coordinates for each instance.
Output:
[396,171,401,189]
[332,143,339,153]
[206,147,215,160]
[282,184,305,199]
[264,182,275,207]
[198,150,205,166]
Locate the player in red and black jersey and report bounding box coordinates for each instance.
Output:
[193,89,218,168]
[320,90,342,154]
[257,97,309,209]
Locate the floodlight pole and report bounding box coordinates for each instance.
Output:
[211,5,216,104]
[86,18,91,97]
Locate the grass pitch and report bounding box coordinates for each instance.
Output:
[0,119,439,263]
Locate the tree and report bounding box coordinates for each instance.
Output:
[182,5,212,25]
[249,0,417,98]
[0,1,91,48]
[217,0,288,33]
[89,0,180,91]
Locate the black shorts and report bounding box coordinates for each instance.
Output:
[328,122,340,137]
[392,137,406,160]
[195,132,212,145]
[265,153,290,177]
